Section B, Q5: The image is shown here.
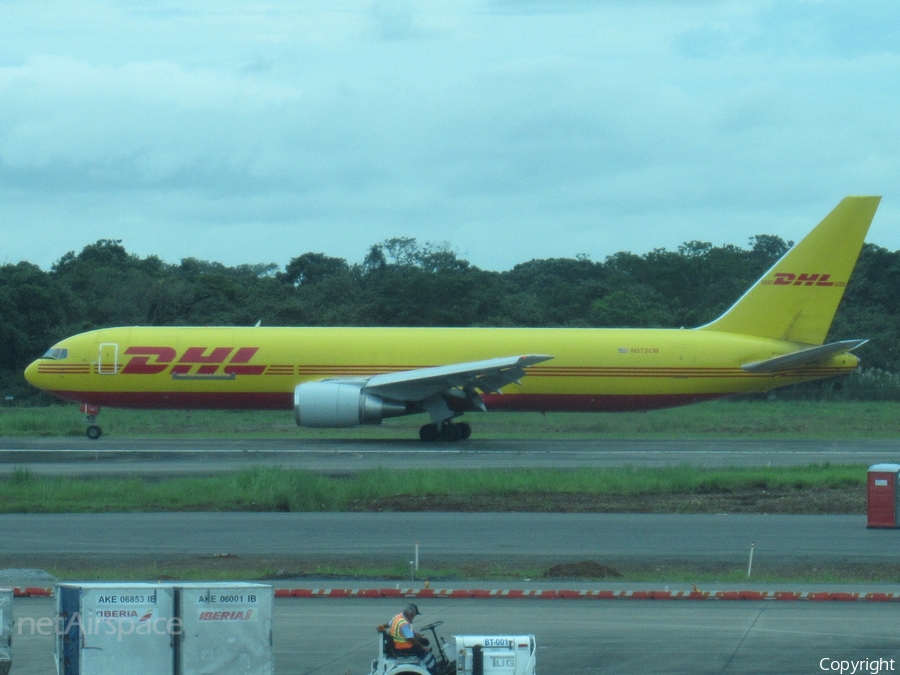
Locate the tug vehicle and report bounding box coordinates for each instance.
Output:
[371,621,536,675]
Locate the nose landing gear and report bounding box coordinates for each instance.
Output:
[80,403,102,440]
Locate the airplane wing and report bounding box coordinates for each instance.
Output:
[362,354,553,402]
[741,339,867,373]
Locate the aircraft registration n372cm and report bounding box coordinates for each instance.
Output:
[26,196,881,441]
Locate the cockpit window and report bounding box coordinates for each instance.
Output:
[42,348,69,360]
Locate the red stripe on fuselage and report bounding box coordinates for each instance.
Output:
[47,390,295,410]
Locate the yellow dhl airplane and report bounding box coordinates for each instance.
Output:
[25,196,880,441]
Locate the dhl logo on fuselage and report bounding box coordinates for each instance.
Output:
[122,347,264,377]
[761,273,845,287]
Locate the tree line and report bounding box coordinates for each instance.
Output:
[3,235,899,402]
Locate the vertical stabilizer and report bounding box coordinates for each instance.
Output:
[699,196,880,344]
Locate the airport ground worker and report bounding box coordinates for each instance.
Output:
[390,603,438,674]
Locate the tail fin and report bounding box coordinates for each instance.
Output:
[699,196,881,344]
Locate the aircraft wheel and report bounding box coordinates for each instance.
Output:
[439,423,462,442]
[419,424,439,442]
[457,422,472,440]
[86,424,102,440]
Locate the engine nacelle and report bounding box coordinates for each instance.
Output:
[294,382,408,428]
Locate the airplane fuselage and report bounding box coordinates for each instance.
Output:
[25,325,858,413]
[23,197,881,440]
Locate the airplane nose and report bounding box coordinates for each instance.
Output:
[24,359,43,388]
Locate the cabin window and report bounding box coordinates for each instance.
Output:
[41,348,69,360]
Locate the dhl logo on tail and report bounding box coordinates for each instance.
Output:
[764,273,842,287]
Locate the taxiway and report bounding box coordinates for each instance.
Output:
[0,437,895,478]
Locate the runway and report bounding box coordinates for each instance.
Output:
[0,437,895,477]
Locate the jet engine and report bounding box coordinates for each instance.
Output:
[294,382,409,428]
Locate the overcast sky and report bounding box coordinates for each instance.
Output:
[1,0,897,272]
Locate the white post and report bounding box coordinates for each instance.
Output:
[415,541,419,571]
[747,542,755,577]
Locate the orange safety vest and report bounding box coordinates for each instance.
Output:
[389,613,413,649]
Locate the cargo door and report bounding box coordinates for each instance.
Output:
[98,343,119,375]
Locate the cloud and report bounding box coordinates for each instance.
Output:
[0,56,306,193]
[0,0,898,272]
[757,0,900,57]
[368,0,422,40]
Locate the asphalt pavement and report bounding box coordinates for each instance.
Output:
[5,437,900,674]
[1,512,898,566]
[9,596,900,675]
[1,437,899,477]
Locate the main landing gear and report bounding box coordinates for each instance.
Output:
[418,420,472,442]
[80,403,102,440]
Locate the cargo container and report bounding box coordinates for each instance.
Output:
[56,582,177,675]
[0,587,12,675]
[176,582,273,675]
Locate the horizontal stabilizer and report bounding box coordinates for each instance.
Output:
[741,339,867,373]
[363,354,554,401]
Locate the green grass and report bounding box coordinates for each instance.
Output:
[0,464,866,513]
[4,399,900,439]
[35,560,900,585]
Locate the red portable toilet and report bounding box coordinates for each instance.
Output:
[867,464,900,528]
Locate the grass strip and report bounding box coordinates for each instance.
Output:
[3,400,900,438]
[36,561,900,585]
[0,464,866,513]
